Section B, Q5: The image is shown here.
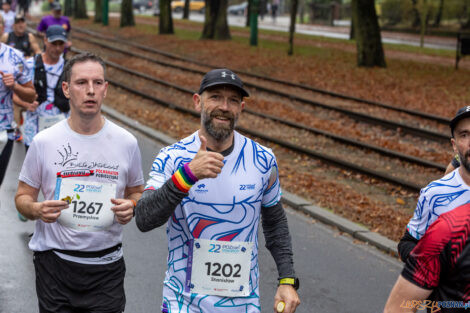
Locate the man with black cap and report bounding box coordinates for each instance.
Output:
[37,2,72,51]
[397,106,470,263]
[2,15,41,57]
[383,107,470,312]
[22,24,69,150]
[135,69,300,313]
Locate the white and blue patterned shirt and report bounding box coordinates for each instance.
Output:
[407,169,470,239]
[145,131,281,313]
[0,43,32,140]
[23,55,65,146]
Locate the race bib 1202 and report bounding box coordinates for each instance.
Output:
[186,238,253,297]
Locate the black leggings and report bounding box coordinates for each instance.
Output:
[0,139,14,187]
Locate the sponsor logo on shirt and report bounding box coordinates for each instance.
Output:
[195,183,208,193]
[239,184,255,190]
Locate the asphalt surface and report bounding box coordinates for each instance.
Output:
[0,123,404,313]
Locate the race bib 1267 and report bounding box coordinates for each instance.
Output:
[54,177,117,232]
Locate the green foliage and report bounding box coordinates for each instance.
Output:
[380,0,468,27]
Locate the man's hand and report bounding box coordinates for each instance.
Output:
[274,285,300,313]
[27,100,39,112]
[0,71,15,89]
[188,135,224,180]
[111,198,134,225]
[33,200,69,223]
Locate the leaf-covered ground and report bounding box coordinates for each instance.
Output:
[67,17,470,242]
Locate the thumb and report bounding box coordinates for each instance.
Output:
[0,71,4,76]
[110,198,120,205]
[199,135,207,151]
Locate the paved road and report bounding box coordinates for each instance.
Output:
[0,122,404,313]
[166,12,456,50]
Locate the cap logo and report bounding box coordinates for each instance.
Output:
[221,71,235,80]
[466,106,470,112]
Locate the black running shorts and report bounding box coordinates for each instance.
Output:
[33,250,126,313]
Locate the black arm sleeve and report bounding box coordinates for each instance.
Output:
[397,229,419,262]
[261,201,295,278]
[134,179,188,232]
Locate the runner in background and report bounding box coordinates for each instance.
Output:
[37,2,72,53]
[0,17,35,188]
[15,52,144,312]
[22,25,69,151]
[0,1,15,34]
[135,68,300,313]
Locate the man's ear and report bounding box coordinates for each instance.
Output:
[194,93,202,112]
[62,81,70,99]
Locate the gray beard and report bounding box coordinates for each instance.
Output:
[201,108,237,142]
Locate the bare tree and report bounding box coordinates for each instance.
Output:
[64,0,73,16]
[201,0,231,40]
[120,0,135,27]
[433,0,444,27]
[160,0,174,34]
[351,0,386,67]
[183,0,190,19]
[246,0,252,27]
[288,0,299,55]
[94,0,102,23]
[73,0,88,19]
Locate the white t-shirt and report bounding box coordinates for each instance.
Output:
[407,169,470,239]
[24,55,66,146]
[0,43,32,139]
[19,118,144,257]
[1,10,15,33]
[145,131,281,313]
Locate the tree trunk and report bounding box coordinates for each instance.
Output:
[64,0,73,16]
[411,0,421,28]
[464,0,470,29]
[288,0,298,55]
[349,14,355,40]
[299,0,304,24]
[351,0,386,67]
[159,0,174,34]
[201,0,231,40]
[246,0,252,27]
[94,0,102,23]
[419,0,428,47]
[183,0,190,19]
[432,0,444,27]
[74,0,88,19]
[120,0,135,27]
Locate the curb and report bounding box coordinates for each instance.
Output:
[102,105,399,258]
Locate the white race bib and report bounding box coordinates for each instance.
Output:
[186,239,253,297]
[38,113,65,132]
[55,178,117,232]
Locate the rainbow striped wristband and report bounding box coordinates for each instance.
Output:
[172,164,198,193]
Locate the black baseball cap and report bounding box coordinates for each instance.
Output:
[450,106,470,136]
[14,15,25,23]
[46,25,67,42]
[198,68,249,98]
[51,2,62,10]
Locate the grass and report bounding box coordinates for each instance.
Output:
[168,17,456,58]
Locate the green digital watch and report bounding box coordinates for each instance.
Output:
[278,277,300,290]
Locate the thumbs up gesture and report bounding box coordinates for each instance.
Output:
[188,135,225,180]
[0,71,15,89]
